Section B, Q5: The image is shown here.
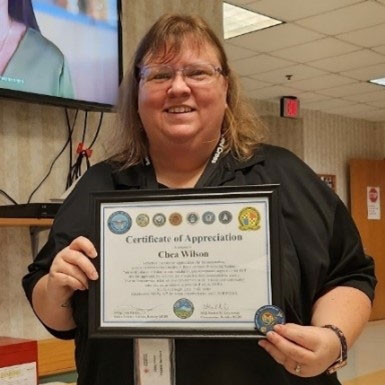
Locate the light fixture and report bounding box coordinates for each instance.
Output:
[223,2,283,40]
[369,77,385,87]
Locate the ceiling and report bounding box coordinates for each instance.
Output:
[224,0,385,122]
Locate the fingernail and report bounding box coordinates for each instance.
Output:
[91,271,99,280]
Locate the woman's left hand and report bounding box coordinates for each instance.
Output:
[258,323,341,377]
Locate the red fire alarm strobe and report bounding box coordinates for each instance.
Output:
[280,96,300,118]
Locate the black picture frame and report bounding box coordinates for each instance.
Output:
[88,185,283,339]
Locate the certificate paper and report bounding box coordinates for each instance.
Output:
[89,185,282,338]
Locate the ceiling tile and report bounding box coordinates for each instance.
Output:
[230,54,293,76]
[243,0,362,22]
[225,0,257,5]
[224,42,256,60]
[341,63,385,81]
[227,23,324,52]
[249,64,326,83]
[248,85,300,99]
[317,82,380,97]
[291,92,330,103]
[373,45,385,55]
[308,49,385,72]
[344,89,385,102]
[284,74,353,91]
[240,77,271,91]
[271,37,357,63]
[222,0,385,121]
[338,23,385,48]
[301,98,352,110]
[296,2,385,35]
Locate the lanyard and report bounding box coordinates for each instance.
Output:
[134,136,225,384]
[143,135,225,189]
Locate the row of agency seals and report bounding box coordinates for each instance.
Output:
[254,305,286,334]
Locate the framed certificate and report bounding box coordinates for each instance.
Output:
[89,185,283,338]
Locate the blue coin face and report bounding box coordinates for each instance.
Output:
[254,305,285,334]
[107,211,132,234]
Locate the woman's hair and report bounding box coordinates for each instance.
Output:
[9,0,40,31]
[108,13,266,168]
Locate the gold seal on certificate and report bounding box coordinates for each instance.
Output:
[89,185,283,338]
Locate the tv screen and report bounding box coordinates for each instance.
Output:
[0,0,122,111]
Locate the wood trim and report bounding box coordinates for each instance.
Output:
[0,218,53,227]
[37,338,75,377]
[342,369,385,385]
[349,159,385,320]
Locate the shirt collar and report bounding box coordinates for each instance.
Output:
[111,144,266,189]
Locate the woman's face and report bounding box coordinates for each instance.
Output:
[137,40,228,150]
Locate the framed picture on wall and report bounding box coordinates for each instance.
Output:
[318,174,336,191]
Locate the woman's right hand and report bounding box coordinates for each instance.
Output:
[47,236,99,301]
[31,236,99,330]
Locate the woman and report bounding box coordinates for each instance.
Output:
[22,13,376,385]
[1,0,74,98]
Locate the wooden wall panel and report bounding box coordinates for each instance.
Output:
[350,159,385,320]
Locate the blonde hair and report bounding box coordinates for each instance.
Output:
[108,13,266,168]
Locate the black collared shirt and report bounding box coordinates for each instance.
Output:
[22,144,376,385]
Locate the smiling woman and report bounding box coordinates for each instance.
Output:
[111,13,266,174]
[22,12,376,385]
[137,39,229,186]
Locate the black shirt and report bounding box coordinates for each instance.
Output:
[22,144,376,385]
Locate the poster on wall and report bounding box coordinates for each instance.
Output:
[367,186,381,220]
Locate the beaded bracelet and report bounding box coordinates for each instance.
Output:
[322,324,348,374]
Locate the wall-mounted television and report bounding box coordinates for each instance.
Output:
[0,0,122,112]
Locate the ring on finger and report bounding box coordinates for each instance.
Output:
[295,363,302,375]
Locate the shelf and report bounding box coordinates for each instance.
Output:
[0,218,54,227]
[0,217,54,257]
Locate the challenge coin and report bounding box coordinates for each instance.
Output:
[254,305,285,334]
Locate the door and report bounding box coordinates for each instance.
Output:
[350,159,385,321]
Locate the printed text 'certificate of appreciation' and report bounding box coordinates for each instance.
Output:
[89,186,282,338]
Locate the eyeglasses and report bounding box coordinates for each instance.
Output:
[139,63,224,88]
